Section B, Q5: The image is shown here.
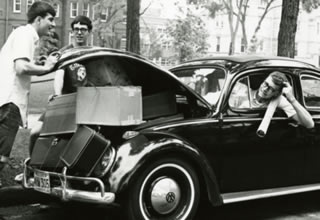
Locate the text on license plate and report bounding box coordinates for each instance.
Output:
[34,170,50,194]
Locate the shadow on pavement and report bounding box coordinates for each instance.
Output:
[0,186,57,207]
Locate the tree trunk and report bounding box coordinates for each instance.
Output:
[248,0,276,53]
[126,0,141,54]
[277,0,300,58]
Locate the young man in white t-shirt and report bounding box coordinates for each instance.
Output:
[0,1,59,187]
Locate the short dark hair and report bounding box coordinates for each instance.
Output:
[269,71,288,88]
[71,15,93,32]
[27,2,56,23]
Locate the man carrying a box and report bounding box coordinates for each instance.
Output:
[0,2,59,187]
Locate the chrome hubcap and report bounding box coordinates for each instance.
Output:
[150,177,181,215]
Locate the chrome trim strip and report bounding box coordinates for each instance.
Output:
[152,119,219,130]
[151,116,291,131]
[222,183,320,204]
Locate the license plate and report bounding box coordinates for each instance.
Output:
[34,170,51,194]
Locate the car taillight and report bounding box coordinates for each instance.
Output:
[93,147,116,177]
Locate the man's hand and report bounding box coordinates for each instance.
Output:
[44,51,60,71]
[282,81,296,103]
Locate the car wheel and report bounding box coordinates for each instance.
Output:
[126,158,200,220]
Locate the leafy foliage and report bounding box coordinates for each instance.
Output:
[140,27,164,59]
[302,0,320,12]
[166,7,209,62]
[93,0,126,48]
[35,31,59,65]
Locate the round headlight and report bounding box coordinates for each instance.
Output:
[94,147,115,177]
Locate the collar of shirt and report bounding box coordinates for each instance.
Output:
[252,90,268,108]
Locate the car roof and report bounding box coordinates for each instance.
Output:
[170,55,320,73]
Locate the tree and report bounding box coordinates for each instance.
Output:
[206,0,277,54]
[302,0,320,12]
[206,0,244,55]
[126,0,141,54]
[277,0,300,58]
[93,0,126,48]
[140,26,164,59]
[246,0,277,53]
[166,7,209,62]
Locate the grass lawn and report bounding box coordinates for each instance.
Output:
[0,129,30,187]
[1,79,52,187]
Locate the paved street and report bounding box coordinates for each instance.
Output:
[2,189,320,219]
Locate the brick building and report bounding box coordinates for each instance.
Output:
[0,0,101,48]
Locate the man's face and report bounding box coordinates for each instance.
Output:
[72,22,90,46]
[258,76,281,99]
[38,13,55,37]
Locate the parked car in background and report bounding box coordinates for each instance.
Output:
[23,48,320,220]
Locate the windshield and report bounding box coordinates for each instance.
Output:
[172,67,226,106]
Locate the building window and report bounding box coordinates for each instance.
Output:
[53,3,60,17]
[70,2,78,18]
[83,3,90,17]
[101,8,108,22]
[120,37,126,50]
[216,36,220,52]
[260,41,264,51]
[26,0,34,11]
[241,38,245,52]
[260,0,266,6]
[13,0,21,13]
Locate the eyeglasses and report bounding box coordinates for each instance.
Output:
[73,27,88,33]
[262,81,277,93]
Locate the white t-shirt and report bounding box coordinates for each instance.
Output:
[239,89,296,118]
[0,24,39,127]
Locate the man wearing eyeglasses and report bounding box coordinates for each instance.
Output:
[238,71,314,129]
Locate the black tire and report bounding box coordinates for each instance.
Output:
[125,158,200,220]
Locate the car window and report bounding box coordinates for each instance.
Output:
[174,68,226,106]
[229,72,293,110]
[301,75,320,108]
[229,77,250,108]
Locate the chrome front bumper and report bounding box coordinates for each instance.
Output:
[23,158,115,205]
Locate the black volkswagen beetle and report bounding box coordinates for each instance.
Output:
[23,47,320,220]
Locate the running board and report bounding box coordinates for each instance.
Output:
[221,183,320,204]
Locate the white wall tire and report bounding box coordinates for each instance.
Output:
[126,158,200,220]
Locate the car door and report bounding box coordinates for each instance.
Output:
[299,72,320,183]
[218,70,306,193]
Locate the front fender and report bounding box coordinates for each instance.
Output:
[106,132,223,206]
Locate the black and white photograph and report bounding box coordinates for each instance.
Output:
[0,0,320,219]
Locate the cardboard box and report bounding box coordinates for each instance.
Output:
[142,91,177,120]
[76,86,143,126]
[41,93,77,136]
